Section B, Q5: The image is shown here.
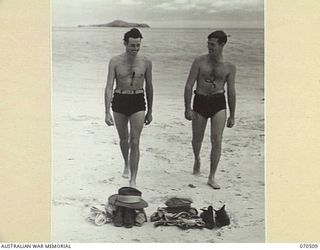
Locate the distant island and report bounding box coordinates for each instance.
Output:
[78,20,150,28]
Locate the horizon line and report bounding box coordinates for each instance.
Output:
[52,25,264,29]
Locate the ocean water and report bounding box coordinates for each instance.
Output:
[52,27,264,97]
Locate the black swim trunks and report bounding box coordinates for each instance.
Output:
[111,92,146,117]
[193,91,226,119]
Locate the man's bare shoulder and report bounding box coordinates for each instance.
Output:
[224,61,236,70]
[190,55,207,67]
[138,55,152,67]
[139,55,151,62]
[109,54,123,64]
[194,54,207,62]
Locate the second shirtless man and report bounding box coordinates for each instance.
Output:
[184,30,236,189]
[105,28,153,187]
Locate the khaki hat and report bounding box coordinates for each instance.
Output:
[108,187,148,209]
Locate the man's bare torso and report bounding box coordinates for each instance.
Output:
[195,55,233,95]
[112,53,148,91]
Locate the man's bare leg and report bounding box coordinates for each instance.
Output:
[192,112,208,175]
[113,112,130,178]
[208,110,226,189]
[128,111,145,187]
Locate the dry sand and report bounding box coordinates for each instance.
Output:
[52,87,264,242]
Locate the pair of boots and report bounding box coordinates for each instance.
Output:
[113,206,136,228]
[200,205,230,229]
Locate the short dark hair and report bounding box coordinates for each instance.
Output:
[208,30,228,45]
[123,28,143,42]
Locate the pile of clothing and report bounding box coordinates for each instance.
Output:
[150,197,230,230]
[87,187,148,228]
[87,189,230,230]
[150,197,205,230]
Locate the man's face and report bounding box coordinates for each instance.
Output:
[124,37,141,55]
[207,38,223,56]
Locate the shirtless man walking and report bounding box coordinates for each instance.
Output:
[105,28,153,187]
[184,30,236,189]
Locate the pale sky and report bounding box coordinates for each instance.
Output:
[52,0,264,28]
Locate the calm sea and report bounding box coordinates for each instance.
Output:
[52,27,264,96]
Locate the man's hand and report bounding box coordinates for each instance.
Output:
[185,109,193,121]
[226,116,235,128]
[145,112,153,125]
[105,113,114,126]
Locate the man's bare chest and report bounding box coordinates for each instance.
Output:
[200,63,229,81]
[116,61,146,79]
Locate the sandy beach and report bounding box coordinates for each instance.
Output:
[52,85,264,242]
[52,26,264,242]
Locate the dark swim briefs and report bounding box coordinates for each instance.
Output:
[111,92,146,117]
[192,91,226,119]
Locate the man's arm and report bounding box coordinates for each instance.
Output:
[144,59,153,125]
[226,64,236,128]
[184,58,199,120]
[104,58,116,126]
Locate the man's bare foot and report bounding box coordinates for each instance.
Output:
[207,179,221,189]
[193,158,201,175]
[122,166,129,179]
[129,180,136,188]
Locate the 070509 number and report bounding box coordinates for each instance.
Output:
[300,244,319,248]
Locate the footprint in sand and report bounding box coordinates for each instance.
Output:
[98,179,110,184]
[188,184,196,188]
[86,130,94,135]
[172,121,186,127]
[54,196,97,206]
[70,115,98,122]
[167,135,187,145]
[146,196,165,205]
[155,155,171,163]
[207,239,216,243]
[145,147,171,163]
[53,200,72,206]
[157,123,173,129]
